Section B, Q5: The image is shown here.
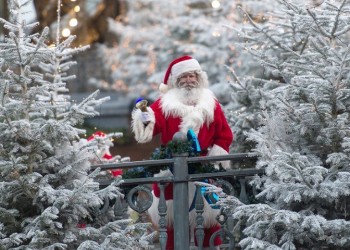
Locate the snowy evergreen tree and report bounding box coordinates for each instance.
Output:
[90,0,239,102]
[223,0,350,249]
[225,0,287,153]
[0,0,153,249]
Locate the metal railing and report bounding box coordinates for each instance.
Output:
[92,132,263,250]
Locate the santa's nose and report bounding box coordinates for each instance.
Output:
[179,73,196,81]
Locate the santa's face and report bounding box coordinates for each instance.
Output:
[173,72,203,106]
[176,72,199,90]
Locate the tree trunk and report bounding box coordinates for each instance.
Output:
[0,0,9,37]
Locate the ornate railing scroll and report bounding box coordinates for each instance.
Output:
[158,183,168,249]
[194,185,205,249]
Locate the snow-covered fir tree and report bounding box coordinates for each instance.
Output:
[90,0,240,102]
[222,0,350,249]
[0,0,153,249]
[225,0,287,153]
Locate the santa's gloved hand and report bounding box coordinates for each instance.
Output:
[140,112,151,124]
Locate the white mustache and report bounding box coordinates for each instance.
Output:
[176,86,203,106]
[178,80,199,89]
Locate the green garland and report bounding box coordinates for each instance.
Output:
[166,140,194,156]
[122,139,221,179]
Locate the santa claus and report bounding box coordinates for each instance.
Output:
[131,55,233,249]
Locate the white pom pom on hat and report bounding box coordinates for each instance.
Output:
[159,82,168,93]
[159,55,202,93]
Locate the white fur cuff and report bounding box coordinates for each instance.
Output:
[207,144,231,170]
[131,108,155,143]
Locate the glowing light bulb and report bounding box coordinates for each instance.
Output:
[62,28,71,37]
[212,31,221,37]
[69,18,78,27]
[211,0,220,9]
[74,5,80,12]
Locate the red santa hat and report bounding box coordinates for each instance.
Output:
[88,131,123,177]
[159,55,202,93]
[88,131,112,160]
[87,131,106,141]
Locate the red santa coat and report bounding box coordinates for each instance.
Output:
[132,88,233,157]
[151,99,232,153]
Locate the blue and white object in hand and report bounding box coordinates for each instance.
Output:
[187,128,201,153]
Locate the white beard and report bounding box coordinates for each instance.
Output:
[171,87,204,106]
[160,87,216,135]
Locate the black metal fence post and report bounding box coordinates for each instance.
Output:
[172,132,190,250]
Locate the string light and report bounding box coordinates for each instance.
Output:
[211,0,221,9]
[74,5,80,12]
[62,28,71,37]
[212,30,221,37]
[69,18,78,27]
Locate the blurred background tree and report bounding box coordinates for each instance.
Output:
[32,0,127,46]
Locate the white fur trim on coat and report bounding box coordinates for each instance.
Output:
[207,144,231,170]
[131,108,155,143]
[160,88,216,135]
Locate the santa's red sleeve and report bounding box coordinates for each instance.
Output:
[207,102,234,169]
[213,102,234,151]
